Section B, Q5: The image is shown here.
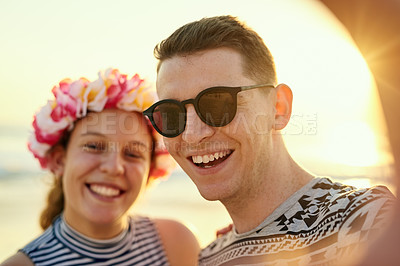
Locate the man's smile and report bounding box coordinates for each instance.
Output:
[189,149,233,168]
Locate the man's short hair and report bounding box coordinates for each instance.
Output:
[154,15,277,85]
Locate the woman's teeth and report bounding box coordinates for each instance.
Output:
[191,150,231,164]
[89,184,120,197]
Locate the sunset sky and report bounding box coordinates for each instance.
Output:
[0,0,393,183]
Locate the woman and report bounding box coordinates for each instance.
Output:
[1,68,200,266]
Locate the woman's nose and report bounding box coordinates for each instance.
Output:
[99,144,125,176]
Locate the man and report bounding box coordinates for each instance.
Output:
[144,15,395,265]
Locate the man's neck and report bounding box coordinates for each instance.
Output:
[222,152,314,234]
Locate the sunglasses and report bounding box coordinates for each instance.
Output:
[143,84,275,138]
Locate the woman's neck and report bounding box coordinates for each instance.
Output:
[62,210,129,240]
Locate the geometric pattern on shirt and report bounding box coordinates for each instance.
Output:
[199,177,395,266]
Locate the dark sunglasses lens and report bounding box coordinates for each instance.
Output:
[152,102,185,137]
[198,90,236,126]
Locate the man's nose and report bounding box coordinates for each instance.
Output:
[181,105,214,144]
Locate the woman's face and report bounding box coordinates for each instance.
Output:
[59,109,152,232]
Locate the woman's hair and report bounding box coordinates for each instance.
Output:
[30,68,175,229]
[40,175,64,229]
[154,15,277,85]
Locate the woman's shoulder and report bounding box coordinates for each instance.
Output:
[1,252,34,266]
[19,225,55,255]
[153,218,200,266]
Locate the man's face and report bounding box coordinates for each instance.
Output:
[156,47,277,203]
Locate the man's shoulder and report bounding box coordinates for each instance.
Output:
[198,178,396,265]
[293,178,395,232]
[342,183,395,209]
[302,177,395,211]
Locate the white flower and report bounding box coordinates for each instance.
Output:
[69,79,87,117]
[35,101,70,135]
[117,84,157,111]
[28,134,51,157]
[83,76,107,114]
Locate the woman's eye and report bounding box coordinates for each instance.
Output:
[125,151,141,158]
[124,148,145,159]
[83,143,105,152]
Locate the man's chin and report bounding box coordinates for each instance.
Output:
[196,186,228,202]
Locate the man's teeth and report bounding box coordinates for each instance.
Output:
[90,184,120,197]
[192,150,231,164]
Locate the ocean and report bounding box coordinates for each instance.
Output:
[0,124,395,261]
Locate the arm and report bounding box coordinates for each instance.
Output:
[1,252,34,266]
[319,1,400,265]
[154,219,200,266]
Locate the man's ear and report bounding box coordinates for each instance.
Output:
[47,145,66,176]
[274,84,293,130]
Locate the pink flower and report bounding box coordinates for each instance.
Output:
[32,117,63,145]
[105,70,129,108]
[51,80,81,121]
[27,140,50,168]
[117,75,154,111]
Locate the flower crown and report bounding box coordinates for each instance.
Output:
[28,68,175,181]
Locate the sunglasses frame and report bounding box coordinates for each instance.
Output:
[144,83,275,138]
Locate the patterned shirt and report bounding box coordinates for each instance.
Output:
[21,215,169,266]
[199,177,395,266]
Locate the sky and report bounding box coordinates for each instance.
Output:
[0,0,394,185]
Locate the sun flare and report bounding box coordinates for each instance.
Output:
[270,1,392,171]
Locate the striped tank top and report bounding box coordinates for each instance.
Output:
[20,215,169,266]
